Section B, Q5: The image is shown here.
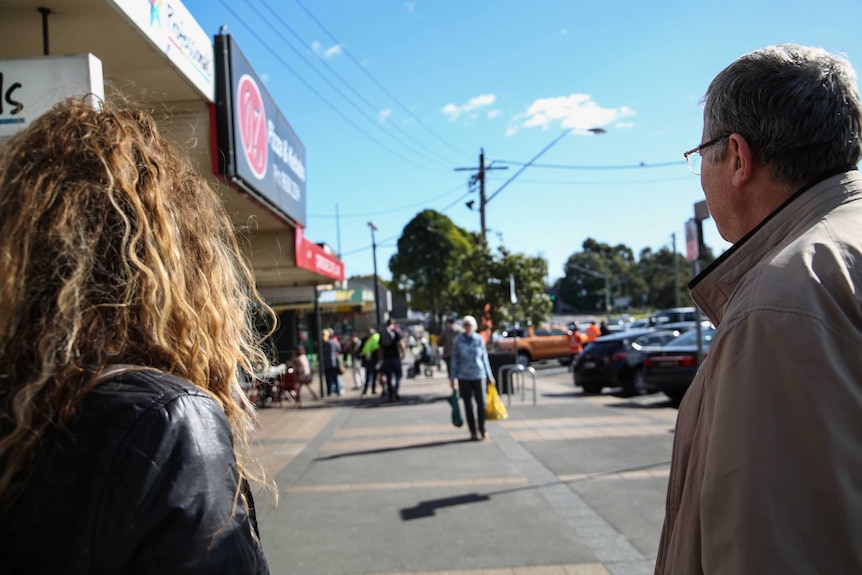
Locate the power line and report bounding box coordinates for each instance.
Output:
[484,175,693,186]
[291,0,469,160]
[216,0,449,173]
[308,183,466,219]
[252,0,458,167]
[340,232,400,257]
[495,159,687,170]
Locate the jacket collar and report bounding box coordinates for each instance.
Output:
[689,169,862,325]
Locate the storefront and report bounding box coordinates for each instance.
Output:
[0,1,345,364]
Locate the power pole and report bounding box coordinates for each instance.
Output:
[672,232,680,308]
[455,148,508,240]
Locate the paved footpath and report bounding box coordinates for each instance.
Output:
[250,362,678,575]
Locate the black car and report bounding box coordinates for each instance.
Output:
[573,329,678,395]
[643,326,716,402]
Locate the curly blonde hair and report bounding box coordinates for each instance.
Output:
[0,97,274,511]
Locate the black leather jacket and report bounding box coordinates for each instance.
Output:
[0,369,269,574]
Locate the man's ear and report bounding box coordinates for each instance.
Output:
[728,133,754,187]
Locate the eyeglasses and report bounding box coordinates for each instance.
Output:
[683,133,731,175]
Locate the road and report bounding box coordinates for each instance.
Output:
[249,360,678,575]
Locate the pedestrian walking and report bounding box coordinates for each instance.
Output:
[379,318,405,401]
[344,331,364,389]
[449,315,495,441]
[657,44,862,575]
[0,98,271,572]
[321,329,343,396]
[359,328,381,396]
[585,321,602,342]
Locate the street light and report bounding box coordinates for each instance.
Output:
[367,221,381,327]
[568,263,611,323]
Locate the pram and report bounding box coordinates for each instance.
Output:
[407,342,441,378]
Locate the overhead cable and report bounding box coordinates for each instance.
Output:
[252,0,458,167]
[216,0,449,173]
[292,0,468,159]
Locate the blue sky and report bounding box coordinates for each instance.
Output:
[184,0,861,284]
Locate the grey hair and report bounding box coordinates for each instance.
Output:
[462,315,478,329]
[702,44,861,186]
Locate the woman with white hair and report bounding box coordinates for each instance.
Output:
[449,315,496,441]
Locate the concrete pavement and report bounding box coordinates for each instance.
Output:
[249,361,678,575]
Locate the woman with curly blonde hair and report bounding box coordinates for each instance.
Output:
[0,97,274,573]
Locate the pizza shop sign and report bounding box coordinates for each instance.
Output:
[214,35,306,227]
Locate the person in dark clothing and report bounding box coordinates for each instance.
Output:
[0,98,271,573]
[600,320,611,336]
[379,318,405,401]
[321,329,344,396]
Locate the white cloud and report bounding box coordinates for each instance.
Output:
[507,94,635,135]
[616,121,635,129]
[379,109,392,123]
[487,109,500,119]
[441,94,497,120]
[311,41,343,60]
[404,2,415,12]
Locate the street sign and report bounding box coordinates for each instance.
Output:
[685,218,699,262]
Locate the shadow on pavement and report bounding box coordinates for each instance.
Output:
[605,397,679,410]
[399,457,673,520]
[400,493,490,520]
[313,437,472,461]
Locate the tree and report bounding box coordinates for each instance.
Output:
[446,241,552,331]
[636,247,693,310]
[558,239,645,313]
[558,238,715,312]
[389,210,472,331]
[490,247,552,328]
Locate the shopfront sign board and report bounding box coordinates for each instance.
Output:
[0,54,104,139]
[214,34,307,227]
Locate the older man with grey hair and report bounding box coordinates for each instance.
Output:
[657,44,862,574]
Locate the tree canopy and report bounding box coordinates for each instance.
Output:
[553,238,716,312]
[387,212,717,331]
[388,210,551,333]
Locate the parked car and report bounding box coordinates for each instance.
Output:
[649,307,697,326]
[494,323,573,366]
[655,319,712,334]
[643,326,716,402]
[573,329,679,395]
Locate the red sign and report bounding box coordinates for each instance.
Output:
[237,74,267,180]
[295,228,345,281]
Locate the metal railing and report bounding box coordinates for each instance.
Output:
[497,363,537,407]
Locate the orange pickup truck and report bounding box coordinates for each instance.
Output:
[494,324,582,366]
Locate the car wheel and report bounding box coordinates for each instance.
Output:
[516,352,530,367]
[582,383,602,394]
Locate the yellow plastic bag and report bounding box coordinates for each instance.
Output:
[486,382,508,420]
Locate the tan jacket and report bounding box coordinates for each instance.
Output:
[656,171,862,575]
